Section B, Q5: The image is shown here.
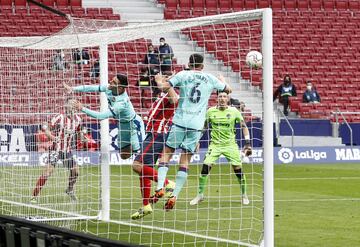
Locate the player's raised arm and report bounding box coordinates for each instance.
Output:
[63,82,107,94]
[73,100,114,120]
[217,74,232,94]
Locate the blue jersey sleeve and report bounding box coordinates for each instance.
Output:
[73,85,107,93]
[81,107,113,120]
[207,74,226,91]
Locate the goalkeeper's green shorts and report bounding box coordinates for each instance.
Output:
[203,143,242,166]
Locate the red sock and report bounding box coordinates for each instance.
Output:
[142,166,169,185]
[32,175,48,197]
[140,175,151,206]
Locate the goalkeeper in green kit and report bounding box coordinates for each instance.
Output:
[190,92,251,206]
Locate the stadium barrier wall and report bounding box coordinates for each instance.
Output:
[0,215,139,247]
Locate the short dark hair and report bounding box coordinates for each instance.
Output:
[116,74,128,87]
[189,53,204,68]
[230,98,240,107]
[160,37,165,41]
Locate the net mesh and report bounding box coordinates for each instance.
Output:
[0,10,266,247]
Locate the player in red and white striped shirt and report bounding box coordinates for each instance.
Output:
[31,98,83,203]
[131,82,178,220]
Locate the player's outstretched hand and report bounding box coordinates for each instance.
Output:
[63,82,73,94]
[243,144,252,157]
[72,100,83,111]
[154,73,163,84]
[217,74,226,82]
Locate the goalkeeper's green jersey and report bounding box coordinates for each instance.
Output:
[206,106,243,145]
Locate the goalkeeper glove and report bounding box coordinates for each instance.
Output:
[243,143,252,157]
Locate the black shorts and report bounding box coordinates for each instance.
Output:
[134,132,166,166]
[48,151,76,169]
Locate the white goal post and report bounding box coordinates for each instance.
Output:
[0,8,273,247]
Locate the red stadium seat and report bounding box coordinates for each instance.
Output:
[15,6,27,14]
[86,8,99,15]
[178,0,191,8]
[165,0,177,8]
[299,103,314,115]
[164,7,177,19]
[329,103,344,110]
[284,0,296,9]
[335,0,348,10]
[205,0,218,10]
[257,0,270,8]
[193,0,204,8]
[56,0,68,7]
[218,0,231,12]
[14,0,26,6]
[69,0,82,7]
[244,0,256,9]
[349,97,360,104]
[1,0,13,5]
[309,0,322,9]
[323,0,335,10]
[289,96,301,112]
[297,0,309,10]
[192,8,204,17]
[99,8,112,15]
[271,0,283,9]
[41,0,55,6]
[349,0,360,10]
[231,0,244,10]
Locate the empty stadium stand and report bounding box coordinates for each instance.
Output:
[158,0,360,122]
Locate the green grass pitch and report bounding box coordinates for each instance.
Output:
[1,163,359,246]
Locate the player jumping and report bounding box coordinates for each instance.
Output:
[65,74,143,159]
[131,78,178,220]
[31,98,82,203]
[153,53,232,211]
[190,92,251,206]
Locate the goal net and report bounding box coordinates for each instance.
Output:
[0,9,273,247]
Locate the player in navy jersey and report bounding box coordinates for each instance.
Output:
[31,98,83,203]
[131,77,178,220]
[65,74,143,159]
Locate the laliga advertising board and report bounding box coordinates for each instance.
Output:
[1,126,360,166]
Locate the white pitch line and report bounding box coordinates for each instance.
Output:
[106,219,259,247]
[275,177,360,181]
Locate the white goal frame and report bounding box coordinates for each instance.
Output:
[0,8,273,247]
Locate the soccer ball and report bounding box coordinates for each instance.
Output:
[246,50,262,69]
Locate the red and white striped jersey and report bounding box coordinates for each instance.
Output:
[146,92,177,134]
[50,113,81,153]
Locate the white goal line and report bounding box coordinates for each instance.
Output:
[106,219,260,247]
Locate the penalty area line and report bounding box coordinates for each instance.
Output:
[106,219,259,247]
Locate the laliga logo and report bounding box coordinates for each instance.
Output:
[278,148,294,164]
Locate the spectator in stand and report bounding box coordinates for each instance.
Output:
[158,37,174,72]
[143,44,160,69]
[273,74,297,116]
[77,127,98,151]
[36,123,52,152]
[303,81,320,103]
[52,50,66,70]
[73,48,90,68]
[90,60,100,79]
